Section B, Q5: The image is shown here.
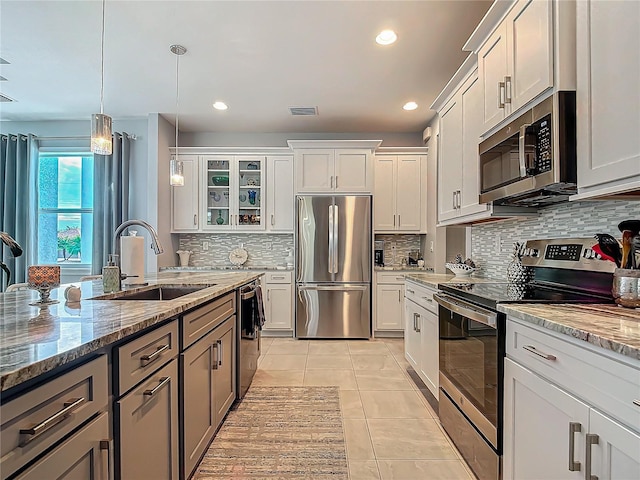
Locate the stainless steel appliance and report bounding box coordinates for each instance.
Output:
[237,281,262,399]
[479,91,576,207]
[435,238,615,480]
[374,240,384,267]
[296,195,371,338]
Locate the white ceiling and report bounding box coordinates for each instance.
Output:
[0,0,492,134]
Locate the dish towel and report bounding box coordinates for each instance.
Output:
[255,284,266,329]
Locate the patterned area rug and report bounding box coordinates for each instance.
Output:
[194,386,348,480]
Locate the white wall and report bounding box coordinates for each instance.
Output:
[181,131,423,147]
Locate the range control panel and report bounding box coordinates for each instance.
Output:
[522,238,616,273]
[544,243,582,261]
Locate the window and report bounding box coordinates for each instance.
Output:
[37,155,94,267]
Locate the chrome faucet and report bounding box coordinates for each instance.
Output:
[110,220,164,289]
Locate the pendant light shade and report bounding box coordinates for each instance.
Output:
[170,44,187,186]
[91,0,112,155]
[91,113,112,155]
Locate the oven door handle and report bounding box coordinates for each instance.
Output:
[433,293,497,328]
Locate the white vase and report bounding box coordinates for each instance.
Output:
[176,250,192,267]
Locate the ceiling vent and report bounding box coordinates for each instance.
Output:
[289,106,318,116]
[0,93,15,102]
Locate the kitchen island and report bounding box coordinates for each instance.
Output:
[0,270,262,480]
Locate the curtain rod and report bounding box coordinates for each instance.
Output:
[33,134,137,141]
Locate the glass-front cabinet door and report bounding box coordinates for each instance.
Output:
[204,156,232,229]
[202,155,265,231]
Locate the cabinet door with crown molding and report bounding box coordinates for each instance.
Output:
[373,156,396,231]
[295,149,334,193]
[266,155,294,232]
[395,155,421,231]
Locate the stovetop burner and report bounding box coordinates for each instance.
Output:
[438,281,614,311]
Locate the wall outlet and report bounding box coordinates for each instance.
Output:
[202,241,209,251]
[265,242,272,250]
[430,241,434,253]
[496,235,509,254]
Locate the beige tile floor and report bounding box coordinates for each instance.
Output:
[255,337,476,480]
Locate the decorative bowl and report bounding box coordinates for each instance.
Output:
[211,175,229,186]
[445,263,476,277]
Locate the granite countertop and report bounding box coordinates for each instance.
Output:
[161,266,294,271]
[404,273,503,289]
[374,266,433,272]
[498,304,640,361]
[0,271,262,393]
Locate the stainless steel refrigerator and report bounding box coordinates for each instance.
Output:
[296,195,371,338]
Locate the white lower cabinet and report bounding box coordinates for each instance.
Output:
[404,279,439,397]
[504,318,640,480]
[376,283,404,331]
[261,271,293,333]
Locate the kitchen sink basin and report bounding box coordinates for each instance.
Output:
[97,285,213,301]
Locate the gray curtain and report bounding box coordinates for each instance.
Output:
[1,134,37,291]
[92,132,130,274]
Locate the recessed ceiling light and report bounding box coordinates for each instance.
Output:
[213,101,228,110]
[376,30,397,45]
[403,102,418,111]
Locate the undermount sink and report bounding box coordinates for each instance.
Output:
[97,285,213,301]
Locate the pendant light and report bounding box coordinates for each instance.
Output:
[170,44,187,186]
[91,0,112,155]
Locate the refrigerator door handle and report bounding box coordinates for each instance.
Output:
[333,203,339,274]
[328,204,334,274]
[298,284,368,291]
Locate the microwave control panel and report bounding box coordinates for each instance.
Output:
[535,114,553,173]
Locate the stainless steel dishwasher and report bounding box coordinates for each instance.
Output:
[236,281,262,399]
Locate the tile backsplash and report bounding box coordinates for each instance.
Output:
[471,200,639,279]
[179,234,294,268]
[375,234,422,267]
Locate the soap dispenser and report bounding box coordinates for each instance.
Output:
[102,254,120,293]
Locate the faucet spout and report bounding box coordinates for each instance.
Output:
[113,220,164,261]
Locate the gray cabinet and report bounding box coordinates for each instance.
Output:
[181,313,236,480]
[14,412,110,480]
[116,358,179,480]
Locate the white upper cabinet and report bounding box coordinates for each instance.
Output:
[574,0,640,199]
[374,154,424,232]
[473,0,570,135]
[201,155,266,231]
[478,22,510,131]
[507,0,553,111]
[438,96,464,222]
[171,155,199,232]
[266,155,294,232]
[290,140,380,194]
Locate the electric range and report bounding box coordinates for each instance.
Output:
[434,238,616,480]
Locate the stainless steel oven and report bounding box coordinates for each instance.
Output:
[237,282,261,399]
[479,91,576,207]
[435,292,504,480]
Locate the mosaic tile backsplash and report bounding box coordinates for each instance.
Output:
[375,234,422,267]
[471,200,640,279]
[179,234,294,268]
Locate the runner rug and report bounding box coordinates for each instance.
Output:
[194,386,348,479]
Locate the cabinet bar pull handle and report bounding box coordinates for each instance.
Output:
[335,176,338,188]
[585,433,599,480]
[217,339,223,367]
[193,214,197,226]
[413,312,417,331]
[457,190,461,209]
[212,343,219,370]
[498,81,505,109]
[271,214,275,226]
[398,290,401,302]
[140,344,170,367]
[415,313,421,332]
[422,296,433,303]
[267,289,270,301]
[504,76,512,103]
[143,376,170,396]
[452,191,456,209]
[100,439,111,480]
[398,215,401,226]
[19,397,86,443]
[396,276,404,281]
[330,176,334,188]
[634,399,640,407]
[523,344,556,361]
[393,214,396,227]
[407,288,415,294]
[272,275,285,280]
[569,422,582,472]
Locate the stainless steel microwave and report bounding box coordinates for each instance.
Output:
[478,91,577,207]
